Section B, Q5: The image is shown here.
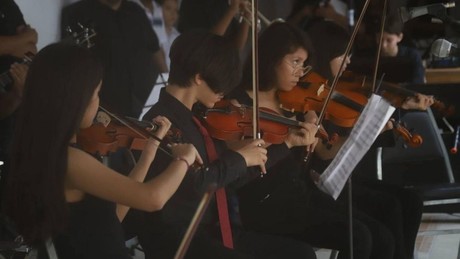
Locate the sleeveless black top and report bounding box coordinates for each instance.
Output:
[52,144,130,259]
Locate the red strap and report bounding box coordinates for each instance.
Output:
[192,116,234,249]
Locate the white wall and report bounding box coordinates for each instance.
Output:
[15,0,75,50]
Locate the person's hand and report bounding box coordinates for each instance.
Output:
[401,93,434,111]
[303,110,320,152]
[234,138,267,174]
[171,143,203,167]
[229,0,244,14]
[380,119,394,134]
[285,120,318,150]
[151,116,171,141]
[315,2,339,20]
[17,25,38,45]
[142,116,171,157]
[9,63,28,98]
[9,25,38,58]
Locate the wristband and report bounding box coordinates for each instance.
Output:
[175,157,190,168]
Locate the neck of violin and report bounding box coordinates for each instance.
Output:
[259,110,299,127]
[378,82,416,98]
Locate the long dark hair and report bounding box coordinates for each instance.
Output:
[240,22,313,91]
[4,43,103,244]
[306,20,350,80]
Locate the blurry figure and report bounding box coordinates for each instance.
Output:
[61,0,168,118]
[177,0,250,50]
[160,0,180,69]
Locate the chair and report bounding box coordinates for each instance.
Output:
[378,108,454,186]
[377,108,460,236]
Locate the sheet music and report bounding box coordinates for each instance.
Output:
[316,94,396,199]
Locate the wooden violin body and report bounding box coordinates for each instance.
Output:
[77,116,154,156]
[278,71,429,148]
[201,100,329,144]
[278,71,368,128]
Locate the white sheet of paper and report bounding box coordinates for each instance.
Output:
[316,94,396,199]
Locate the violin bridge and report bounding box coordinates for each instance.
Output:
[317,83,325,96]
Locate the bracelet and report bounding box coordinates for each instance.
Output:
[175,157,190,168]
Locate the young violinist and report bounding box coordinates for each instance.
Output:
[122,30,318,259]
[230,21,397,259]
[306,19,433,259]
[3,43,202,259]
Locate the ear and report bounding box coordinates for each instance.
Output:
[193,74,204,85]
[396,33,404,43]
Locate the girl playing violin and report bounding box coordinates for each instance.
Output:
[231,21,397,259]
[306,19,431,259]
[122,30,317,259]
[3,43,202,259]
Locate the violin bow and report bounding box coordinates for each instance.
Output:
[251,0,260,141]
[371,0,388,94]
[304,0,373,166]
[315,0,372,128]
[250,0,265,177]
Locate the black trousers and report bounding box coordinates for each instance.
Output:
[295,187,395,259]
[136,224,317,259]
[342,180,423,259]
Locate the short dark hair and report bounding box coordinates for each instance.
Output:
[384,12,404,35]
[168,30,242,95]
[241,22,312,91]
[4,43,103,244]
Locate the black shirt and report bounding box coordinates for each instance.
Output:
[61,0,160,117]
[131,89,291,233]
[0,0,25,160]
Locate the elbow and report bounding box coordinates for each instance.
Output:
[145,192,168,212]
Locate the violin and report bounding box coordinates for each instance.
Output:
[278,71,426,147]
[338,71,455,117]
[77,110,161,156]
[78,108,203,171]
[390,120,423,148]
[200,100,329,145]
[278,71,368,128]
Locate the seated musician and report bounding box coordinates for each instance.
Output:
[122,30,318,259]
[230,21,397,259]
[306,20,433,259]
[351,11,426,85]
[3,43,202,259]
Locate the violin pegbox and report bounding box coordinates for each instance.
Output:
[63,23,96,49]
[95,111,111,127]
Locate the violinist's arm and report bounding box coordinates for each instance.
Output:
[115,116,170,219]
[66,145,196,220]
[401,93,435,111]
[211,0,240,36]
[211,0,249,50]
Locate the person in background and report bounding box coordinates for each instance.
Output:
[231,21,395,259]
[307,20,430,259]
[160,0,180,69]
[3,42,201,259]
[378,12,425,84]
[0,0,37,219]
[178,0,250,50]
[61,0,168,118]
[287,0,349,30]
[131,0,169,69]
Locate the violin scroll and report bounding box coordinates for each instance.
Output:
[391,120,423,148]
